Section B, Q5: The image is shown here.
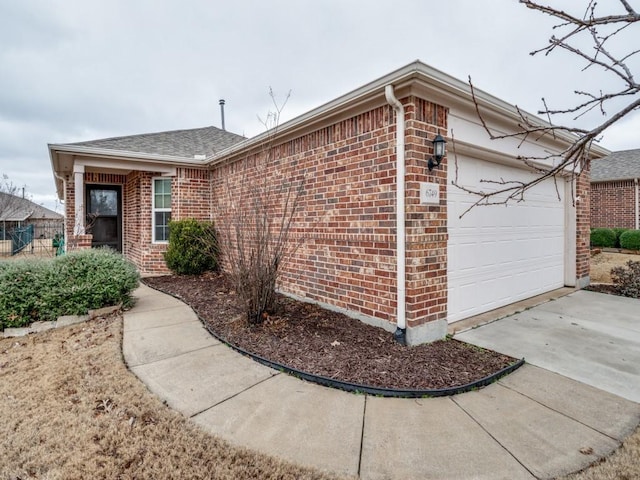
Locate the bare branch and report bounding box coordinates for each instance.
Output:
[215,95,307,324]
[456,1,639,214]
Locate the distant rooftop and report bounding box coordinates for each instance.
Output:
[0,192,63,222]
[65,126,245,158]
[591,149,640,182]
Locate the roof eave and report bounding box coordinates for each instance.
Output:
[48,144,208,165]
[49,143,210,201]
[205,60,610,165]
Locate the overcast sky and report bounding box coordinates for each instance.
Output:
[1,0,639,212]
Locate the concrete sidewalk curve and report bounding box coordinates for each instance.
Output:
[123,284,640,479]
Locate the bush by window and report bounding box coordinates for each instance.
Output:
[164,219,218,275]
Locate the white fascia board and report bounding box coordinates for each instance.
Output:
[48,143,202,199]
[207,60,610,165]
[74,157,177,176]
[48,144,206,166]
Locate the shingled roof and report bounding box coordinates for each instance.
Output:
[67,126,245,158]
[591,149,640,182]
[0,192,63,222]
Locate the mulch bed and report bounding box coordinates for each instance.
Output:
[585,284,622,296]
[143,273,518,391]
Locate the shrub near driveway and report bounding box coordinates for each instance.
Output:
[620,230,640,251]
[0,249,139,329]
[590,228,617,248]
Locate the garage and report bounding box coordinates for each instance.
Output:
[447,154,567,323]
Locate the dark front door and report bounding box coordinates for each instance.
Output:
[86,185,122,252]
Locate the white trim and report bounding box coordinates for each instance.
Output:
[207,61,611,166]
[50,61,610,202]
[73,168,85,235]
[151,177,172,243]
[51,144,205,165]
[75,157,178,176]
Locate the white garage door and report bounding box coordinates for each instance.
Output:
[447,155,566,323]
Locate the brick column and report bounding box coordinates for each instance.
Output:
[575,163,591,288]
[68,234,93,251]
[403,96,449,344]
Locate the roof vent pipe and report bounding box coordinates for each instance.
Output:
[219,99,226,131]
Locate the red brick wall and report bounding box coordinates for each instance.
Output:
[211,96,447,331]
[64,176,75,240]
[404,97,448,328]
[124,168,211,274]
[590,180,637,229]
[65,168,209,275]
[174,168,211,221]
[576,167,591,282]
[124,171,144,270]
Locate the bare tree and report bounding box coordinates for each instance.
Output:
[454,0,640,213]
[0,174,24,221]
[214,91,306,324]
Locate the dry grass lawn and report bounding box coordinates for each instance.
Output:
[590,252,639,283]
[0,315,343,480]
[561,433,640,480]
[1,312,638,479]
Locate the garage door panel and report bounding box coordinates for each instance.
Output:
[447,155,566,323]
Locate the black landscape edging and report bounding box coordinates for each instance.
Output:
[144,282,525,398]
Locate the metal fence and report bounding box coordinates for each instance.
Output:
[0,222,64,259]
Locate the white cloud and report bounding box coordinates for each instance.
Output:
[0,0,638,212]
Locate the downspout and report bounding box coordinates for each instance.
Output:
[385,85,407,346]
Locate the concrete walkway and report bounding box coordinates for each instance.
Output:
[123,284,640,479]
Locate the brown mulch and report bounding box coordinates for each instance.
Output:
[585,284,621,296]
[144,273,517,391]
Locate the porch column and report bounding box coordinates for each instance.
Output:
[73,164,85,235]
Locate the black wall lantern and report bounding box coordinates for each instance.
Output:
[427,133,447,171]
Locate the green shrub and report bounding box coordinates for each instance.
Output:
[590,228,617,248]
[0,249,139,329]
[619,230,640,251]
[164,219,218,275]
[611,260,640,299]
[612,228,630,248]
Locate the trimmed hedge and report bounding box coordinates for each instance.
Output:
[164,219,218,275]
[619,230,640,251]
[612,228,630,248]
[0,249,139,329]
[590,228,617,248]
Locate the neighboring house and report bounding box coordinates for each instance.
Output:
[49,61,608,344]
[590,149,640,230]
[0,191,63,238]
[0,192,64,255]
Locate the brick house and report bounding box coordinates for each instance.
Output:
[49,61,607,344]
[590,149,640,230]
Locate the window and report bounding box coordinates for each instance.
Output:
[153,178,171,242]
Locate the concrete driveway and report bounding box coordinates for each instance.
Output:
[456,290,640,403]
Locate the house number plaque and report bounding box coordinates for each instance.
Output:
[419,182,440,205]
